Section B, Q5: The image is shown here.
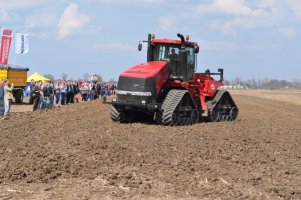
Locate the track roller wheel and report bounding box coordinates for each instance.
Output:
[221,115,228,121]
[209,109,220,122]
[191,109,199,124]
[171,112,180,126]
[229,107,238,121]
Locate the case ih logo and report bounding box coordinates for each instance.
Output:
[3,29,12,36]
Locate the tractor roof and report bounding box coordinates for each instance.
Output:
[152,39,197,47]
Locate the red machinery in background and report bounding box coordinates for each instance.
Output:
[111,34,238,125]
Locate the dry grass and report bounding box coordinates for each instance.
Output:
[230,89,301,106]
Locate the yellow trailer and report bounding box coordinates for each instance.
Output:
[0,64,29,103]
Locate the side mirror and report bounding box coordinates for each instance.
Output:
[138,42,142,51]
[218,68,224,82]
[194,45,199,53]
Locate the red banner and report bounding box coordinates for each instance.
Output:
[0,29,13,65]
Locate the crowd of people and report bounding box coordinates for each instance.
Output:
[29,79,116,110]
[0,78,116,118]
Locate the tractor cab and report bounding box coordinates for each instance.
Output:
[139,34,199,82]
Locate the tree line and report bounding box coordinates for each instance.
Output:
[224,77,301,89]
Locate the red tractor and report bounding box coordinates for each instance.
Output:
[111,34,238,125]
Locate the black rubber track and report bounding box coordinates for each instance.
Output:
[156,89,198,126]
[207,90,239,122]
[110,106,133,123]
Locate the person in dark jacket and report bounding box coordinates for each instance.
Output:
[49,82,54,108]
[43,82,51,98]
[32,82,41,111]
[43,82,54,108]
[66,81,73,104]
[70,81,78,103]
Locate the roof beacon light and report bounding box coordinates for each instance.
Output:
[186,35,190,41]
[151,34,156,40]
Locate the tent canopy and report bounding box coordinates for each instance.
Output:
[27,72,50,83]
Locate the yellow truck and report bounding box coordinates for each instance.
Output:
[0,64,29,103]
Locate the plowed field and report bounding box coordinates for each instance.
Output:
[0,90,301,200]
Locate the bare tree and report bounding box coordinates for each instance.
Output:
[61,73,68,81]
[292,79,301,89]
[95,74,103,82]
[257,79,262,88]
[231,77,241,86]
[83,73,91,81]
[44,74,55,81]
[233,78,301,89]
[223,80,231,86]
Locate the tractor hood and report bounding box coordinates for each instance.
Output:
[120,61,168,79]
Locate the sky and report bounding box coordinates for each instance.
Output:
[0,0,301,81]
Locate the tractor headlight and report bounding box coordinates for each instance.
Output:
[116,90,152,97]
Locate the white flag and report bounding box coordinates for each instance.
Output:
[15,33,29,54]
